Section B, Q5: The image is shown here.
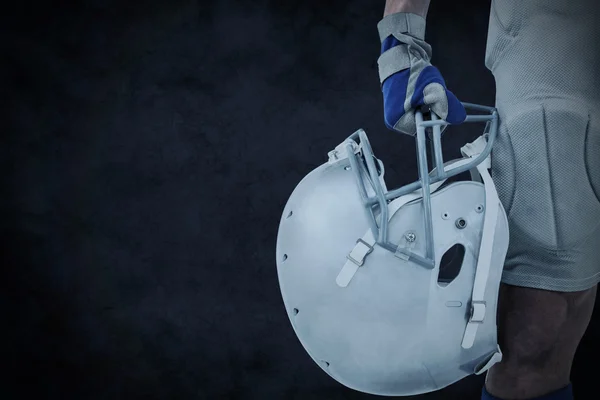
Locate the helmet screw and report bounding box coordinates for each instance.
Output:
[404,232,416,242]
[455,218,467,229]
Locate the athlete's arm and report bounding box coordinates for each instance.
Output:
[384,0,430,17]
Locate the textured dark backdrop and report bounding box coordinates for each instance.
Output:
[3,0,598,399]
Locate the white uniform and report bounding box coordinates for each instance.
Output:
[486,0,600,291]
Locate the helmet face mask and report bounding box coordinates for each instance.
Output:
[276,104,510,396]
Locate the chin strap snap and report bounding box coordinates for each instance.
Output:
[327,140,360,165]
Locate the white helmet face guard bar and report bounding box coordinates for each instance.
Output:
[345,102,498,270]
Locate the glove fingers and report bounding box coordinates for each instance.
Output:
[442,89,466,124]
[422,82,448,118]
[382,63,465,133]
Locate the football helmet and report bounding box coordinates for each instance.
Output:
[275,103,509,396]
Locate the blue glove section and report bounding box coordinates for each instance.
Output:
[381,36,466,132]
[382,68,410,131]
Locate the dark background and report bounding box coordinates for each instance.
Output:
[3,0,598,399]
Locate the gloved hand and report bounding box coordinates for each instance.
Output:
[377,12,466,135]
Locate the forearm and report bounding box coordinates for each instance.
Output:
[384,0,430,17]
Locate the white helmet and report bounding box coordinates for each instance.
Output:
[275,104,509,396]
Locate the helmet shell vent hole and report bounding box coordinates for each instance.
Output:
[293,308,299,315]
[286,210,293,218]
[438,244,465,287]
[282,254,288,262]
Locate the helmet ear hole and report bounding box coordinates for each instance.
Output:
[437,244,466,287]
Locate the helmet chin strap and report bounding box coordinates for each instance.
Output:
[335,134,503,355]
[459,135,501,350]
